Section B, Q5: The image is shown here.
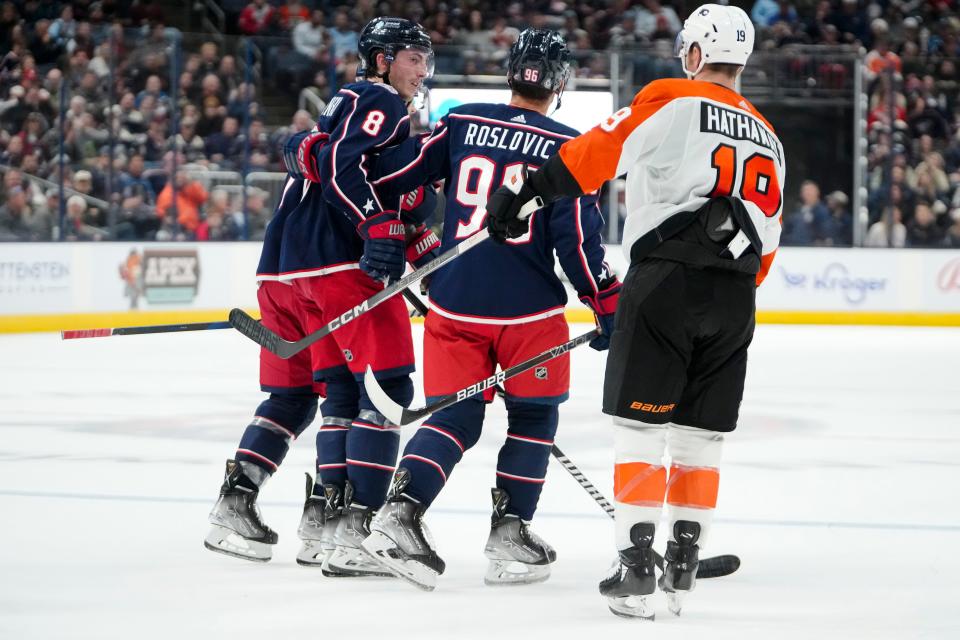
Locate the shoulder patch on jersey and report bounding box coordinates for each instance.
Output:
[510,114,527,123]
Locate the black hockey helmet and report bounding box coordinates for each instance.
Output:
[358,17,434,79]
[507,29,571,97]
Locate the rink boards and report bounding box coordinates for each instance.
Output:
[1,242,959,333]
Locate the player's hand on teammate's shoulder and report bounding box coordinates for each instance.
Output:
[485,167,544,243]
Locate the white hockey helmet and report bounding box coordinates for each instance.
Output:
[675,4,754,78]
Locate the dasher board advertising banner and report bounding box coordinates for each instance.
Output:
[426,89,615,135]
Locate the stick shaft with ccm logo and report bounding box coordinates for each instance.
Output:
[229,225,499,359]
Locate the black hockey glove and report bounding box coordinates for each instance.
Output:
[485,166,544,243]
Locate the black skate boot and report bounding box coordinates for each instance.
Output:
[658,520,701,616]
[204,459,278,562]
[483,488,556,586]
[599,522,657,620]
[362,468,446,591]
[322,481,393,577]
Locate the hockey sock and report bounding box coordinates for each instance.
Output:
[316,369,360,493]
[398,398,485,506]
[235,393,318,479]
[665,423,723,546]
[612,417,668,550]
[494,400,559,521]
[346,374,414,507]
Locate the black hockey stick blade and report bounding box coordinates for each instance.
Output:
[228,307,290,356]
[229,228,491,359]
[364,328,600,426]
[695,555,741,579]
[62,320,231,340]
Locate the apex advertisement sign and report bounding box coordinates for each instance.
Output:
[120,248,200,308]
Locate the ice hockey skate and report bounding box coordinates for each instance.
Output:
[659,521,701,616]
[296,474,342,567]
[321,481,394,577]
[483,488,556,586]
[204,459,278,562]
[599,522,657,620]
[361,469,446,591]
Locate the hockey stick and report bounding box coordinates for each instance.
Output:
[364,328,600,426]
[65,291,427,343]
[550,444,741,579]
[228,227,493,359]
[402,288,430,317]
[61,320,233,340]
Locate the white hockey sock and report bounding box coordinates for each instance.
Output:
[612,417,667,550]
[665,423,724,547]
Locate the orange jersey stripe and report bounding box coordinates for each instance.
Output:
[614,461,667,507]
[666,464,719,509]
[558,78,775,195]
[757,249,777,286]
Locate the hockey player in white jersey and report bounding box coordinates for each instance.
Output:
[484,4,784,619]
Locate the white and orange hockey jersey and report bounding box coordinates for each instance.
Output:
[557,78,786,285]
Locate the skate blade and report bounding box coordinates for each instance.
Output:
[606,595,655,620]
[361,531,438,591]
[204,525,272,562]
[296,539,332,567]
[322,544,394,578]
[483,559,551,586]
[666,591,686,616]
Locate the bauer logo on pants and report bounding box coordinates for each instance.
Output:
[535,367,548,380]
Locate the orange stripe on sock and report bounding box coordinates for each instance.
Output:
[614,462,666,507]
[666,464,719,509]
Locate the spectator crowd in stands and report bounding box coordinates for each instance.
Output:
[2,0,960,248]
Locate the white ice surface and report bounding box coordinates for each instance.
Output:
[1,324,959,639]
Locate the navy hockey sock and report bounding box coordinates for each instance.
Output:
[236,393,318,475]
[398,398,485,506]
[315,368,360,492]
[346,374,414,507]
[495,401,559,521]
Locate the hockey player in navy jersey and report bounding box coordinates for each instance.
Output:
[204,18,440,576]
[358,29,621,591]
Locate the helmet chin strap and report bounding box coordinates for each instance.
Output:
[680,44,705,79]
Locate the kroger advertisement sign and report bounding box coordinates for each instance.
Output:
[757,248,960,312]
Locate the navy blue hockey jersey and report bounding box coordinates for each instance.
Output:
[370,103,611,323]
[257,81,412,281]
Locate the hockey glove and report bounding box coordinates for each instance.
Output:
[580,277,621,351]
[405,223,441,294]
[399,184,438,225]
[485,166,545,243]
[358,211,406,284]
[281,129,329,183]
